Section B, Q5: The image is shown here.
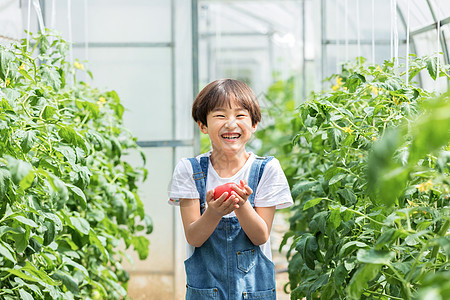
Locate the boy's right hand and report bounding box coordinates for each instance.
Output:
[206,189,239,217]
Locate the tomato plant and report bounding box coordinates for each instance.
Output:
[0,30,152,299]
[254,56,449,299]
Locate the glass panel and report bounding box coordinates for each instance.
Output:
[1,0,22,44]
[122,147,175,272]
[326,0,394,40]
[397,0,434,32]
[45,0,171,43]
[432,0,450,20]
[198,0,304,96]
[73,47,173,141]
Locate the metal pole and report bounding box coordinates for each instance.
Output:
[426,0,449,89]
[192,0,200,155]
[170,0,177,298]
[321,0,326,89]
[302,0,306,101]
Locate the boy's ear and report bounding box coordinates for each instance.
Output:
[197,121,208,134]
[251,122,258,133]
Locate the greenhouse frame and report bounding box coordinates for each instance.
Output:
[0,0,449,299]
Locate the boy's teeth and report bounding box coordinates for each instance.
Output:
[222,133,240,139]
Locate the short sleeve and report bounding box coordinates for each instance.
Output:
[254,158,293,209]
[168,159,200,206]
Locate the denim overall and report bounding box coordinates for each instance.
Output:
[186,156,276,300]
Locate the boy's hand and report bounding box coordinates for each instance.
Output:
[205,189,239,217]
[231,180,253,209]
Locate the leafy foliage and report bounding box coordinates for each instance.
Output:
[255,57,449,299]
[0,31,152,299]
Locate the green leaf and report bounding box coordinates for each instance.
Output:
[69,217,90,235]
[0,49,14,80]
[43,221,56,246]
[408,98,450,164]
[3,268,40,283]
[426,56,438,80]
[21,262,58,286]
[291,181,317,199]
[346,264,381,300]
[329,208,341,229]
[58,126,87,152]
[18,69,34,82]
[131,235,150,260]
[375,228,399,248]
[339,241,368,257]
[54,146,76,165]
[41,106,57,120]
[0,240,16,263]
[7,157,32,185]
[41,66,61,90]
[19,170,35,192]
[89,229,108,259]
[356,248,395,264]
[0,166,11,200]
[303,198,324,210]
[67,184,87,209]
[295,234,318,270]
[20,130,36,153]
[337,189,356,205]
[52,270,79,295]
[334,263,347,287]
[62,256,89,278]
[12,229,29,253]
[13,215,38,228]
[19,289,33,300]
[329,174,346,185]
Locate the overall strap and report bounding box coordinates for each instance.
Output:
[187,157,209,214]
[247,156,274,206]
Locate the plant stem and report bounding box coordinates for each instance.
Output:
[430,219,450,264]
[364,289,404,300]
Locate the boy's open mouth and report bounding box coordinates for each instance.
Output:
[221,133,241,140]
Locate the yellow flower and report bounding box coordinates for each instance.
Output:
[74,61,85,70]
[370,85,379,95]
[372,136,377,141]
[376,65,383,72]
[392,96,399,105]
[332,77,344,91]
[407,199,418,207]
[416,180,433,193]
[6,79,10,86]
[97,96,107,108]
[19,63,25,70]
[343,126,354,134]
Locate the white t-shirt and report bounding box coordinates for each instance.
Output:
[168,151,293,261]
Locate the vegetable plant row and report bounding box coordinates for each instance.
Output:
[255,56,449,299]
[0,31,152,299]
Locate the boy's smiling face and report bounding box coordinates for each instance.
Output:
[198,99,257,154]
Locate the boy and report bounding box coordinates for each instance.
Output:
[169,79,293,299]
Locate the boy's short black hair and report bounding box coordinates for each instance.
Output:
[192,79,261,126]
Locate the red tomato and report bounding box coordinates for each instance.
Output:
[214,183,237,200]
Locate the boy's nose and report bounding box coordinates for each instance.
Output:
[225,118,237,128]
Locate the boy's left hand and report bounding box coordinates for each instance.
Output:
[231,180,253,208]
